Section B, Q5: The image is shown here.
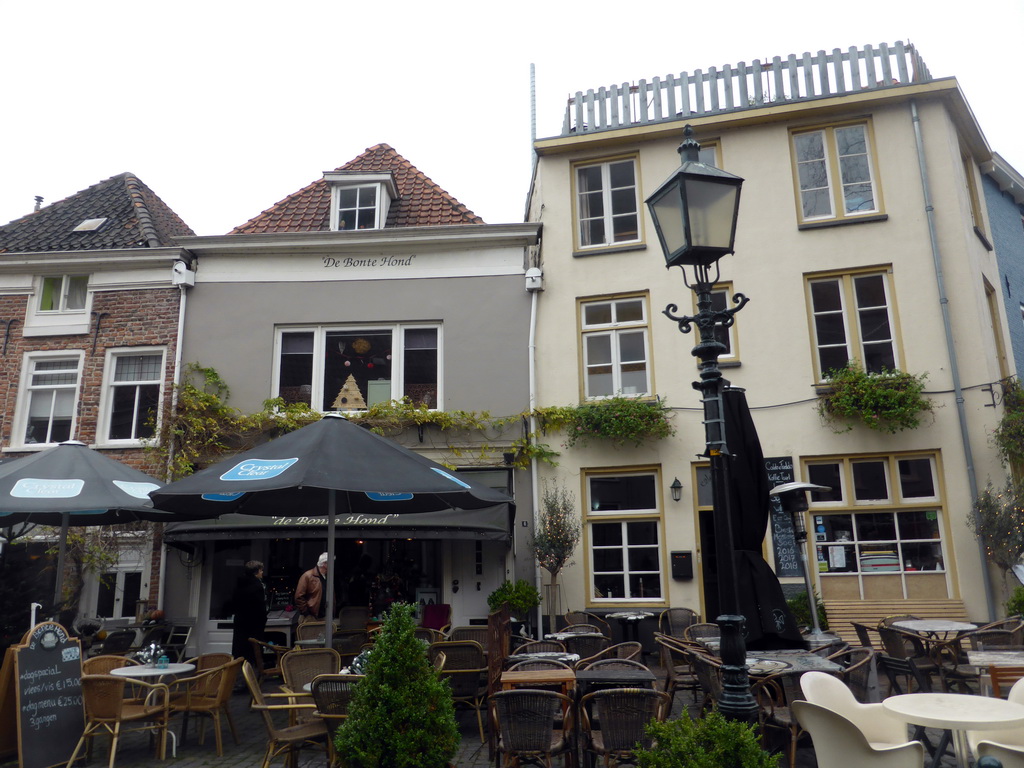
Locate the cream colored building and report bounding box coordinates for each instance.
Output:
[527,42,1010,628]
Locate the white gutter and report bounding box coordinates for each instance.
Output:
[526,266,544,634]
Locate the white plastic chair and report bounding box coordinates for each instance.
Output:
[792,700,925,768]
[977,740,1024,768]
[967,677,1024,755]
[799,671,908,747]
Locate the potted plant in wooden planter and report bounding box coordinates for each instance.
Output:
[334,602,458,768]
[487,579,541,636]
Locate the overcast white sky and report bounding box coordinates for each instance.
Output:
[2,1,1021,236]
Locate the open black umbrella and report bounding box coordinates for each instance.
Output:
[149,413,511,644]
[0,441,165,606]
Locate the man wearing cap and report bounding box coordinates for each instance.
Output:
[294,552,330,624]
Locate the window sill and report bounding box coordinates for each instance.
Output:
[572,242,648,258]
[2,444,55,453]
[92,440,153,450]
[974,226,993,251]
[797,213,888,231]
[22,322,90,337]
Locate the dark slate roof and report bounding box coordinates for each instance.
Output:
[0,173,195,254]
[230,143,484,234]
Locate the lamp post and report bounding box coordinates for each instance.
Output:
[646,124,757,721]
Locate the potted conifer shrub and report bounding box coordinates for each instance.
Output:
[334,602,459,768]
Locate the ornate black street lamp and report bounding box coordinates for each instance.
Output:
[646,124,757,721]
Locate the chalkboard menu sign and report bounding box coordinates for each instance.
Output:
[765,456,804,579]
[14,622,83,768]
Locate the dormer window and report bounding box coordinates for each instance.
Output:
[324,171,398,232]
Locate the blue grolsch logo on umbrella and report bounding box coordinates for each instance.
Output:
[220,458,299,481]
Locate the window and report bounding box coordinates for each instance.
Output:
[38,275,88,313]
[325,172,397,231]
[580,296,651,398]
[806,270,898,379]
[791,122,880,224]
[276,324,439,411]
[586,471,663,602]
[803,454,948,600]
[575,157,640,249]
[104,351,164,443]
[96,569,143,620]
[20,354,82,445]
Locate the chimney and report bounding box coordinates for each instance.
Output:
[34,196,43,212]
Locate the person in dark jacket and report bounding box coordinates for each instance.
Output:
[229,560,268,664]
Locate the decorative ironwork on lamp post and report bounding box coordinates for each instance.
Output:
[646,124,757,721]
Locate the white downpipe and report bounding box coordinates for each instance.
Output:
[527,272,543,636]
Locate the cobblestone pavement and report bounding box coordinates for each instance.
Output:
[4,671,961,768]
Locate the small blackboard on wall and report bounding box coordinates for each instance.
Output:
[13,622,83,768]
[765,456,804,579]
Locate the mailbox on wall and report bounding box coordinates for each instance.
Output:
[671,551,693,580]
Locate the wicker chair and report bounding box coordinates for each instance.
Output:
[565,611,611,636]
[683,622,721,644]
[654,633,702,707]
[427,641,488,742]
[876,626,941,686]
[82,655,141,675]
[310,674,362,768]
[561,623,603,635]
[432,651,447,671]
[563,633,609,661]
[241,661,327,768]
[97,629,138,656]
[578,657,652,676]
[330,630,368,666]
[280,648,341,695]
[67,674,170,768]
[506,659,572,672]
[510,639,566,655]
[691,651,724,711]
[448,626,489,644]
[294,622,329,643]
[826,647,875,703]
[752,673,804,768]
[168,656,243,756]
[336,606,371,630]
[850,622,877,649]
[489,689,575,768]
[249,638,288,683]
[969,629,1022,651]
[575,641,642,668]
[658,607,700,639]
[580,687,669,767]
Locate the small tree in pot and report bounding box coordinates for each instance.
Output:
[335,602,458,768]
[487,579,541,635]
[531,483,581,631]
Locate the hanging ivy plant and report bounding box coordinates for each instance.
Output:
[816,362,931,434]
[563,396,675,448]
[993,378,1024,467]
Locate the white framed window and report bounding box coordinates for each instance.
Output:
[580,295,651,399]
[804,454,948,600]
[325,172,397,231]
[101,349,165,444]
[38,275,88,313]
[275,324,440,411]
[807,270,898,379]
[574,157,640,249]
[586,471,663,603]
[18,352,83,446]
[791,122,880,224]
[335,185,380,230]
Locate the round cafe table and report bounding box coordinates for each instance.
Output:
[892,619,976,638]
[605,611,653,644]
[109,662,196,679]
[883,693,1024,768]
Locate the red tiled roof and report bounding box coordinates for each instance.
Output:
[0,173,194,254]
[230,143,484,234]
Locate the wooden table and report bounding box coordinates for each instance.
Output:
[883,692,1024,768]
[500,669,576,697]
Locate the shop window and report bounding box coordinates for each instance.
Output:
[574,157,640,250]
[17,353,82,446]
[586,470,663,602]
[804,454,947,600]
[275,324,439,411]
[806,269,899,380]
[580,295,651,399]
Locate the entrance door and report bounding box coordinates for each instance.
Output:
[446,540,507,626]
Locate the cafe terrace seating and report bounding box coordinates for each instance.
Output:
[800,671,907,746]
[683,622,721,644]
[249,638,288,683]
[792,700,924,768]
[563,633,609,661]
[489,689,575,768]
[752,672,803,768]
[564,610,611,636]
[310,673,362,768]
[574,641,641,668]
[68,674,171,768]
[579,687,669,768]
[511,639,566,655]
[167,656,243,756]
[427,640,488,742]
[654,634,702,707]
[658,607,700,639]
[825,647,875,703]
[241,661,327,768]
[967,677,1024,758]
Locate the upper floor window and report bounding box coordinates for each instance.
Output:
[20,353,82,446]
[103,350,164,443]
[791,122,880,225]
[807,270,898,379]
[580,295,651,399]
[276,324,439,411]
[324,172,398,232]
[39,275,88,313]
[575,157,640,249]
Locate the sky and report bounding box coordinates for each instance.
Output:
[2,1,1022,236]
